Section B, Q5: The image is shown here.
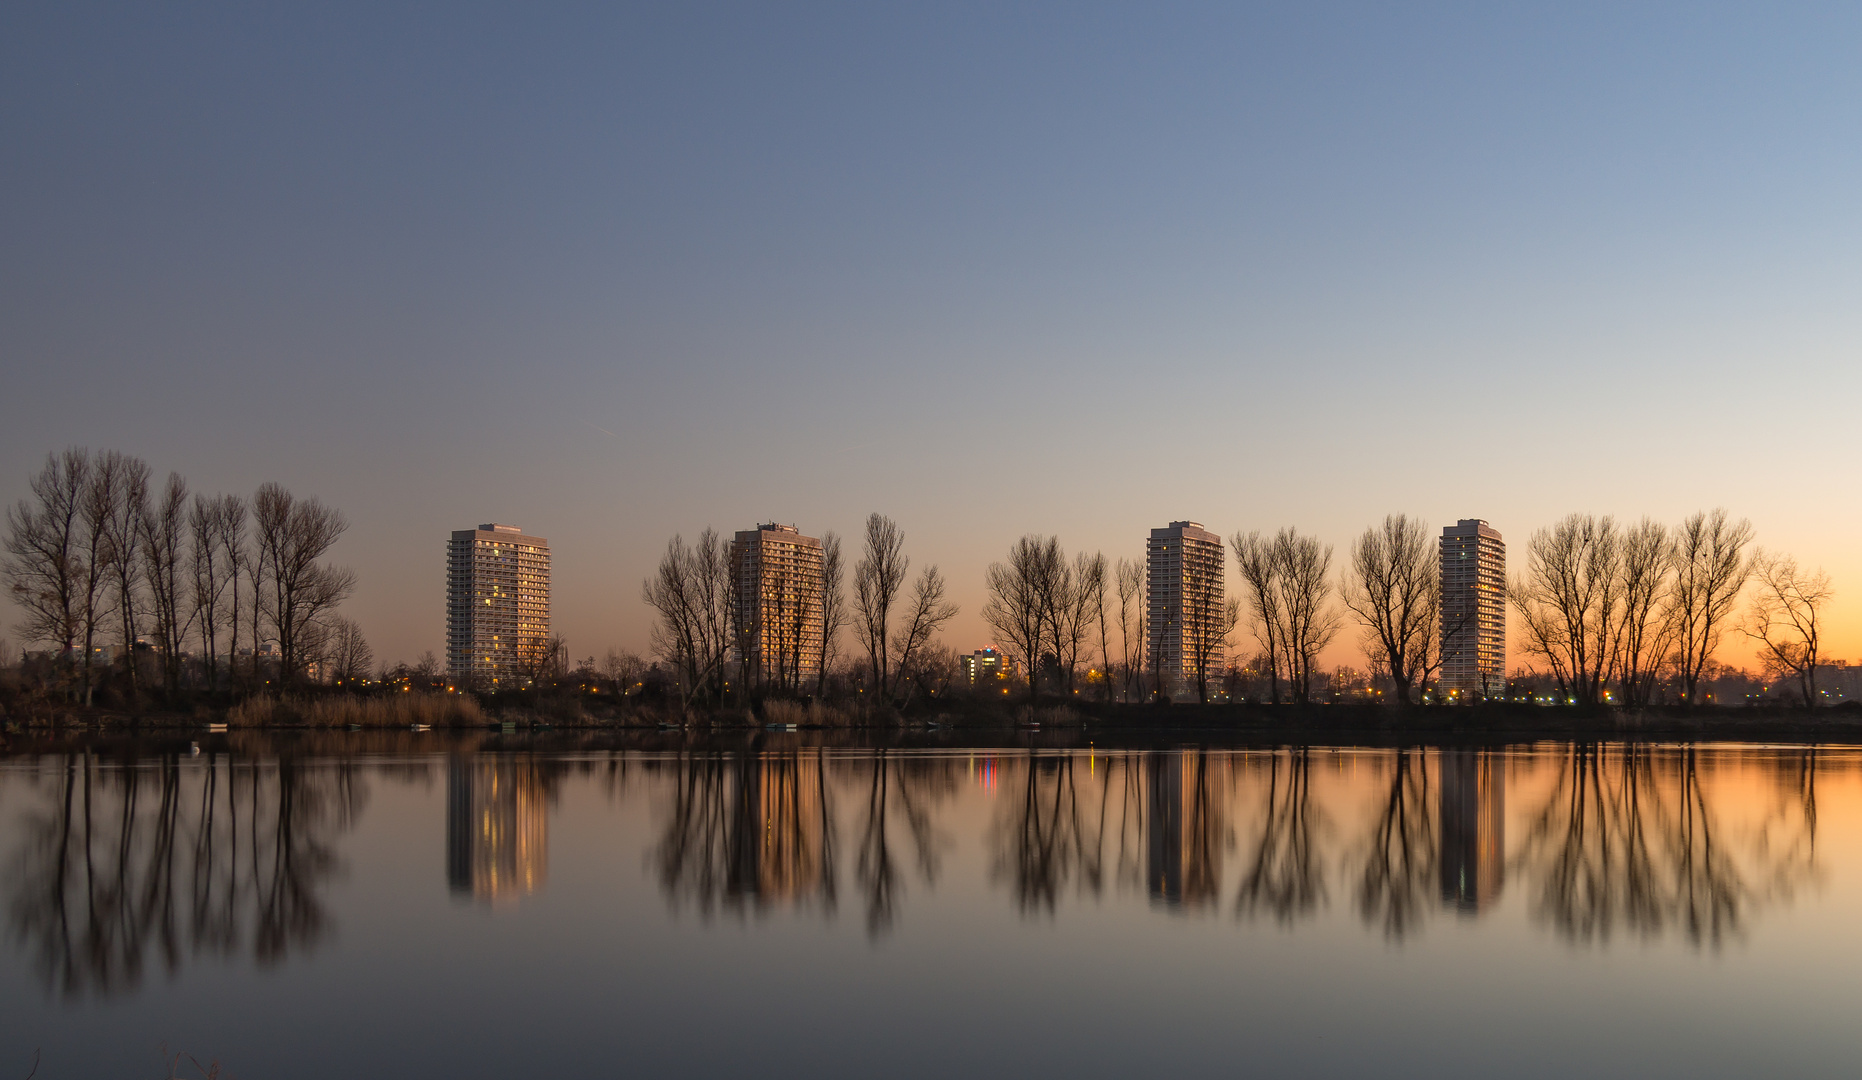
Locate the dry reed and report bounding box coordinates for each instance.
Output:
[227,692,485,728]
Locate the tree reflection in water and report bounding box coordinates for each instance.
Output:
[1355,748,1436,939]
[1514,744,1821,948]
[5,750,366,997]
[9,740,1821,990]
[1235,748,1328,925]
[644,743,1830,947]
[651,748,954,935]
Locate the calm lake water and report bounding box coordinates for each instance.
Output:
[2,736,1857,1078]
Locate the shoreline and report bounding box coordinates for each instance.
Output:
[7,701,1862,750]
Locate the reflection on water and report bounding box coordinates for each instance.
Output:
[0,740,1836,1003]
[1516,744,1818,946]
[4,751,364,997]
[642,742,1823,948]
[447,756,550,904]
[1441,750,1504,914]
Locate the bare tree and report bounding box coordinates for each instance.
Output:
[252,483,356,684]
[1231,531,1285,704]
[215,495,250,688]
[3,450,90,699]
[891,565,959,704]
[513,634,566,685]
[1114,558,1145,702]
[853,514,909,701]
[1613,518,1674,707]
[1745,553,1832,708]
[642,529,733,710]
[188,494,241,690]
[1508,514,1622,706]
[1274,529,1342,705]
[817,530,846,697]
[140,472,191,697]
[601,648,645,697]
[74,453,117,703]
[1670,510,1754,706]
[984,536,1061,705]
[1177,551,1237,705]
[1049,552,1102,697]
[328,617,374,685]
[413,651,440,683]
[1090,554,1115,702]
[1341,515,1437,707]
[101,452,151,695]
[901,642,962,703]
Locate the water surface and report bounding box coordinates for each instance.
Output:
[1,737,1856,1077]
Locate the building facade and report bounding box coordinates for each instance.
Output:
[962,647,1013,689]
[1439,518,1505,700]
[446,523,551,686]
[1146,521,1227,702]
[729,523,827,690]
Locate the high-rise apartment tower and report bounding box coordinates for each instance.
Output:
[1439,519,1505,700]
[730,523,826,689]
[1146,521,1227,701]
[446,523,551,686]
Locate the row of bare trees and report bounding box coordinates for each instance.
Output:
[852,514,959,707]
[1508,509,1830,707]
[631,506,1828,712]
[974,507,1824,709]
[3,448,359,702]
[981,535,1110,704]
[642,514,958,712]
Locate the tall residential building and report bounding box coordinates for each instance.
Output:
[1146,521,1227,701]
[446,523,551,686]
[729,523,826,689]
[1439,518,1505,700]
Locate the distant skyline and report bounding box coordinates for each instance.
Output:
[5,3,1861,668]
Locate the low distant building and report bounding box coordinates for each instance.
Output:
[962,647,1012,688]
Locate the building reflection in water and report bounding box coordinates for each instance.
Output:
[1148,751,1222,910]
[1438,749,1504,914]
[447,755,549,904]
[748,751,826,903]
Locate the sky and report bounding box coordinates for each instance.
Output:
[3,2,1861,669]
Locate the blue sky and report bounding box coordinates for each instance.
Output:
[4,2,1860,664]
